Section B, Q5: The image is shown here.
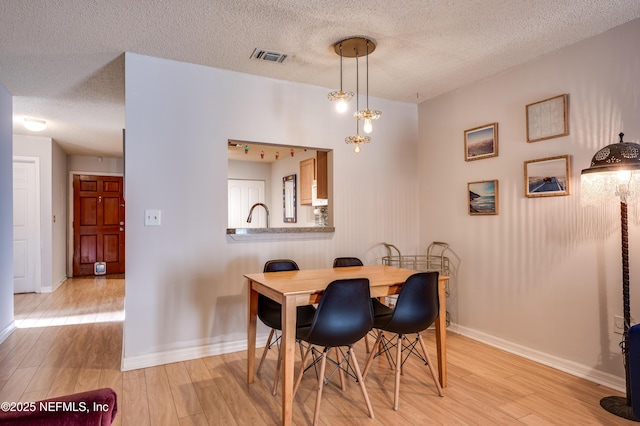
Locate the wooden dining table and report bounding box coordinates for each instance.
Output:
[245,264,448,426]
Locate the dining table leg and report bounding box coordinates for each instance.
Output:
[281,295,297,425]
[434,277,447,388]
[247,281,258,384]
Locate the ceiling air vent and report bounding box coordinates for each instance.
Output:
[250,48,288,63]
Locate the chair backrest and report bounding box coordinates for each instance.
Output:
[299,278,373,347]
[264,259,299,272]
[258,259,300,327]
[383,271,439,334]
[332,257,364,267]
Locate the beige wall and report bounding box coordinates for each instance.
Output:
[419,18,640,390]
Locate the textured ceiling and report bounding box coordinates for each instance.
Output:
[2,1,639,157]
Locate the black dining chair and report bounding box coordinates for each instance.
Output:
[332,257,364,268]
[257,259,317,395]
[362,271,444,410]
[293,278,375,426]
[332,257,388,353]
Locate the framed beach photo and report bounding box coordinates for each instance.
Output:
[524,155,570,198]
[526,94,568,142]
[468,180,498,215]
[464,123,498,161]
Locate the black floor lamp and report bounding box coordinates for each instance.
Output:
[581,133,640,421]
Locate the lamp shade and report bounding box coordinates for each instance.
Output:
[581,133,640,205]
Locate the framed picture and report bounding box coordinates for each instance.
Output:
[524,155,570,198]
[283,174,297,223]
[464,123,498,161]
[468,180,498,215]
[526,94,568,142]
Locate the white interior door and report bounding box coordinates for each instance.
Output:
[13,158,41,293]
[228,179,265,228]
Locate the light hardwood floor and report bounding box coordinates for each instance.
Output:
[1,276,634,425]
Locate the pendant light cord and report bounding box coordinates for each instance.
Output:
[366,41,369,110]
[355,49,359,134]
[339,44,343,92]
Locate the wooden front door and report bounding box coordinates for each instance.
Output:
[73,175,125,276]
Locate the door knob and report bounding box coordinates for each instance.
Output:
[119,227,124,231]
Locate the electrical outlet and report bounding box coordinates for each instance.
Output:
[144,209,161,226]
[614,315,624,335]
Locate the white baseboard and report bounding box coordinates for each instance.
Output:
[452,324,625,393]
[52,276,67,292]
[40,276,67,293]
[121,334,269,371]
[0,321,16,345]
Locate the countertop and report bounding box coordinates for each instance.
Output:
[226,226,335,241]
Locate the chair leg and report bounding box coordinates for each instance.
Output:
[349,346,375,419]
[364,333,371,353]
[394,334,402,410]
[272,340,282,395]
[417,333,444,397]
[336,347,346,391]
[362,330,383,378]
[293,345,313,396]
[312,350,328,426]
[257,328,275,376]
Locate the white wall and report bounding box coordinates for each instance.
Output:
[52,142,67,289]
[68,155,123,174]
[123,52,419,368]
[0,82,14,342]
[419,18,640,389]
[13,135,68,292]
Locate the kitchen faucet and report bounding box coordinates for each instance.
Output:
[247,203,270,228]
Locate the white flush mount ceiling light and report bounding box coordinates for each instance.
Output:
[23,118,46,132]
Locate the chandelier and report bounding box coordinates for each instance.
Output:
[328,37,382,154]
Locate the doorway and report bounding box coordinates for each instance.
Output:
[72,174,125,276]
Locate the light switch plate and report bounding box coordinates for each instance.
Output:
[145,209,161,226]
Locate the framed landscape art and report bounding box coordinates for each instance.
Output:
[524,155,570,197]
[468,180,498,215]
[464,123,498,161]
[526,94,568,142]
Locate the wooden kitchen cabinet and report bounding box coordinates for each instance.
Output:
[300,151,328,205]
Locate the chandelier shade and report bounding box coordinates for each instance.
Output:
[355,39,381,134]
[327,44,353,113]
